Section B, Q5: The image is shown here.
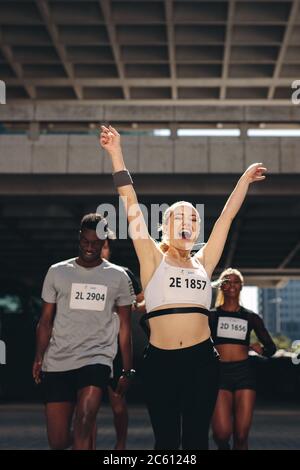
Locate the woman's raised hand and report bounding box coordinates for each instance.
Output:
[100,125,121,155]
[241,163,267,184]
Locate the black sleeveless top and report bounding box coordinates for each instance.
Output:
[209,306,276,357]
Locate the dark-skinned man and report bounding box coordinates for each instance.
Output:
[32,213,135,450]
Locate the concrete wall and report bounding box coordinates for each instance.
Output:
[2,104,300,122]
[0,134,299,174]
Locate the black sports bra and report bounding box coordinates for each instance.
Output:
[140,307,209,337]
[209,306,276,357]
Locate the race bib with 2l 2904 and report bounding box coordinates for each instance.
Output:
[69,283,108,311]
[217,316,248,340]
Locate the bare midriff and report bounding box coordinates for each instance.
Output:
[215,344,249,362]
[149,304,210,350]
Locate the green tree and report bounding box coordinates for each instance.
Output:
[250,331,292,350]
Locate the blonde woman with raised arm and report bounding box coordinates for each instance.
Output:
[100,125,267,450]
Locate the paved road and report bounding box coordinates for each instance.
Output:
[0,402,300,450]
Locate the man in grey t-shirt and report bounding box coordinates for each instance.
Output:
[32,213,134,450]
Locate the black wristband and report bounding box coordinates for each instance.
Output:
[112,169,133,188]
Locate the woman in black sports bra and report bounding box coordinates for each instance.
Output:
[100,125,267,450]
[210,268,276,450]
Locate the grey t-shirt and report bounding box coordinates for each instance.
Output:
[41,258,134,373]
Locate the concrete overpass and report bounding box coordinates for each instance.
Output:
[1,0,300,105]
[0,106,300,288]
[0,1,299,288]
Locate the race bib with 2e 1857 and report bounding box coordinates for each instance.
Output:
[163,267,208,304]
[69,283,107,311]
[217,316,248,340]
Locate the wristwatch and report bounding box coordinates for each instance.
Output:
[121,369,136,379]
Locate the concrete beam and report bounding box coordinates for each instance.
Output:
[4,77,297,88]
[2,104,300,122]
[4,99,299,106]
[165,0,177,100]
[0,133,299,175]
[0,174,299,196]
[35,0,83,99]
[242,278,297,288]
[220,0,235,100]
[279,241,300,269]
[99,0,129,100]
[268,1,299,99]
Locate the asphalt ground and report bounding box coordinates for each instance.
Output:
[0,402,299,450]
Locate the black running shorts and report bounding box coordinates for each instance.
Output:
[41,364,111,403]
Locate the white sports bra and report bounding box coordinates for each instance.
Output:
[144,256,212,312]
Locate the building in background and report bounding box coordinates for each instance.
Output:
[259,281,300,340]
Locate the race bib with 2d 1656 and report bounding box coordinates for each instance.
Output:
[217,316,248,340]
[69,283,108,311]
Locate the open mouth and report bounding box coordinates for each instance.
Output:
[85,251,95,256]
[180,229,192,240]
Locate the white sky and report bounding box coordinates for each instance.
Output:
[240,286,259,312]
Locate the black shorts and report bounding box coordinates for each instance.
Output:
[108,347,123,392]
[219,359,256,392]
[41,364,111,404]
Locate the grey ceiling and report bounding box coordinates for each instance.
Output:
[0,0,300,103]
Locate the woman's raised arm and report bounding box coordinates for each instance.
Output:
[195,163,267,278]
[100,125,161,273]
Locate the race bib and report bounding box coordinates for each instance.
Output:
[217,316,248,340]
[163,267,208,303]
[70,283,107,311]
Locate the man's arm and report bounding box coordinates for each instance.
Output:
[117,304,133,373]
[124,267,145,313]
[32,301,56,383]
